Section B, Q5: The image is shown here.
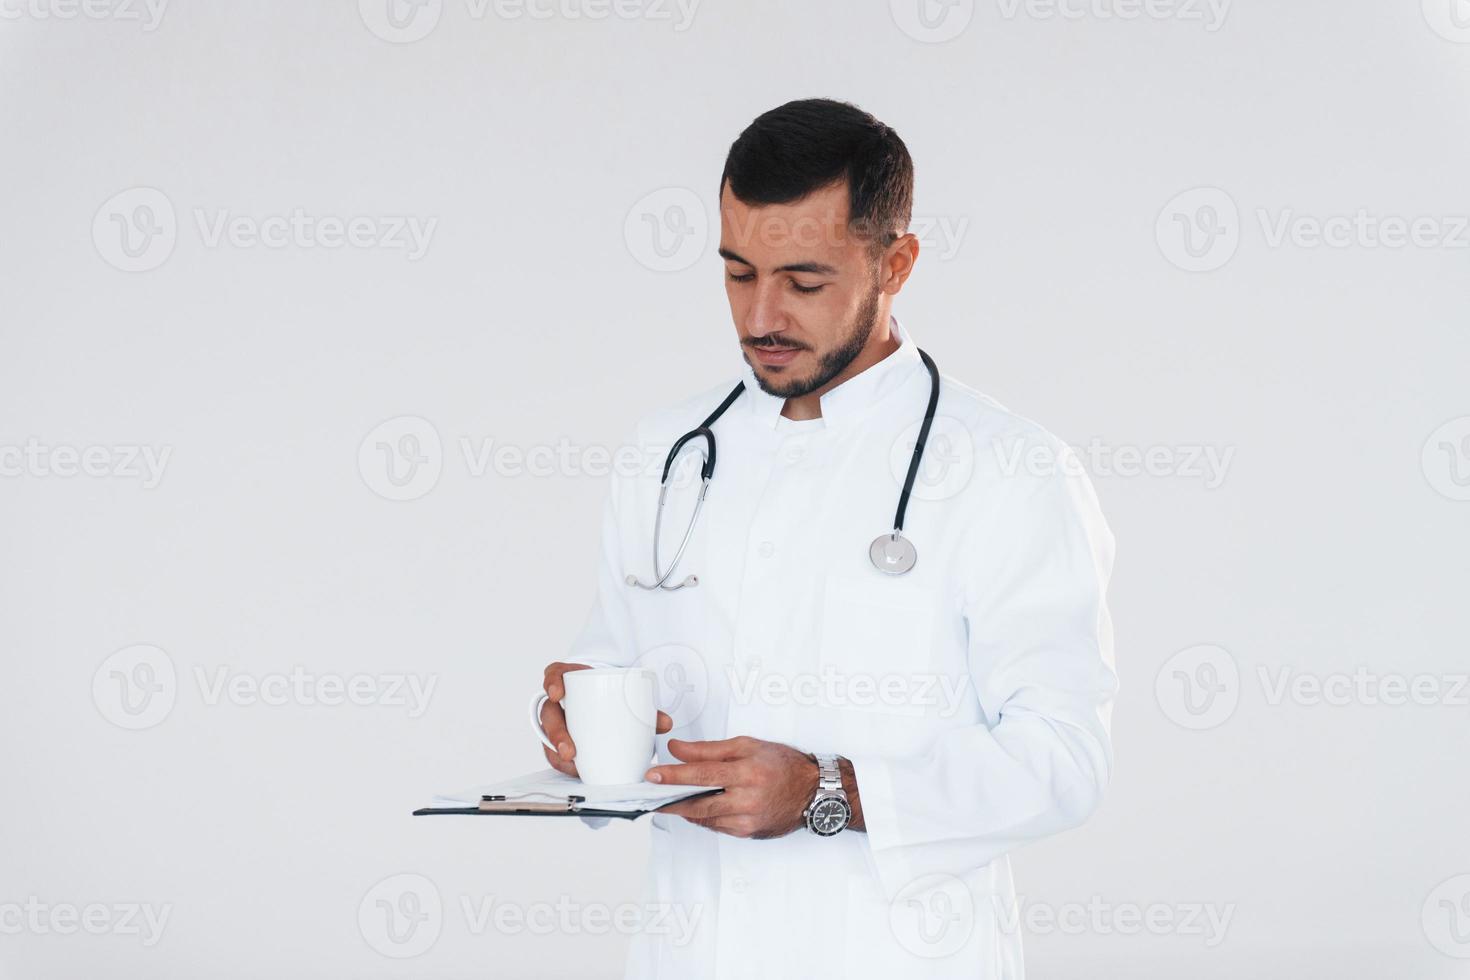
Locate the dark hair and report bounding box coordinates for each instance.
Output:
[719,98,914,252]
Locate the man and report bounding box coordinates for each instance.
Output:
[536,98,1117,979]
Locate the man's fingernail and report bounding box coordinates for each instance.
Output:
[647,771,662,783]
[559,743,572,758]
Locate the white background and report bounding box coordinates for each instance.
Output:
[2,0,1468,977]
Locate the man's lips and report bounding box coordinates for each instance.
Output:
[748,344,804,367]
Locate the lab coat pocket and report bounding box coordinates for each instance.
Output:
[818,573,937,718]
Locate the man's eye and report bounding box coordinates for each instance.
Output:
[726,271,755,283]
[791,282,825,295]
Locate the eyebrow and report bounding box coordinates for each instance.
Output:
[717,247,839,277]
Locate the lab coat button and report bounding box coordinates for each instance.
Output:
[730,876,749,895]
[784,446,805,462]
[757,541,775,558]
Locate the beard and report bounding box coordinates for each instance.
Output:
[743,279,884,400]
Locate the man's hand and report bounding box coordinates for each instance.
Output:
[644,736,821,839]
[539,662,673,778]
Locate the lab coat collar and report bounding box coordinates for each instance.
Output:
[735,314,923,430]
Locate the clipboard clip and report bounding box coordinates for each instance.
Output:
[477,794,587,814]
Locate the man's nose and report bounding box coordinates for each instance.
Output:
[744,283,788,338]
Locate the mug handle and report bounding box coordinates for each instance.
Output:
[529,692,558,752]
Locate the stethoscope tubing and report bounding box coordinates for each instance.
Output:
[628,347,940,590]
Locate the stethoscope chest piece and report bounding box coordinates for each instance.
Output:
[869,532,918,575]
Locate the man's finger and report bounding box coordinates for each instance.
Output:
[658,789,741,821]
[539,701,576,761]
[542,744,578,777]
[644,761,734,787]
[667,736,753,763]
[655,710,673,734]
[542,662,591,702]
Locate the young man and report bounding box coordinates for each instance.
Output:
[536,98,1117,979]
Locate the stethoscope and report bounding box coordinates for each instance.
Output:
[625,348,941,591]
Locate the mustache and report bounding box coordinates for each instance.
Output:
[743,336,810,351]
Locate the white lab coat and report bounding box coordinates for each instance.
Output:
[566,316,1117,979]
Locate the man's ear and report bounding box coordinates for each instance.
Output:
[880,232,921,294]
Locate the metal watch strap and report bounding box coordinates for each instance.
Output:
[815,753,842,794]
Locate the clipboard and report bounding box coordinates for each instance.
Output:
[413,786,724,820]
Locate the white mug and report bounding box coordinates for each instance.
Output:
[530,667,659,786]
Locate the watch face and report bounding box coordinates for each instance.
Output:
[808,796,851,837]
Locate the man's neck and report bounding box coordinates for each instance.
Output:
[780,324,901,422]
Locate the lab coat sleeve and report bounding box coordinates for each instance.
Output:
[846,431,1118,898]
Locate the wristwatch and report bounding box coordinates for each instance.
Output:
[802,753,852,837]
